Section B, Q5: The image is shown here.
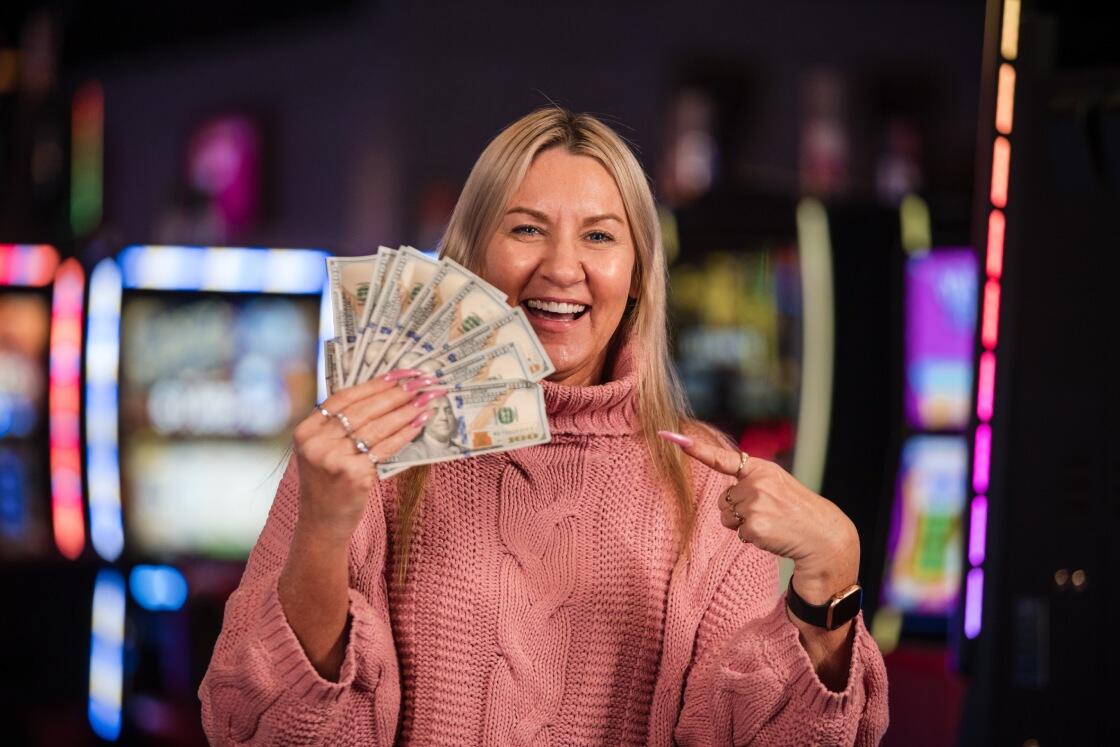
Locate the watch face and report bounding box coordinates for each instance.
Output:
[827,586,864,630]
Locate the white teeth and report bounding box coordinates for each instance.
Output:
[525,299,587,314]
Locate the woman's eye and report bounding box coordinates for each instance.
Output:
[512,225,541,237]
[587,231,614,243]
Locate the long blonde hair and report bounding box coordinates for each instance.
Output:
[394,107,696,583]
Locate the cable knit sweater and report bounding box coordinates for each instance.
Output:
[199,344,889,745]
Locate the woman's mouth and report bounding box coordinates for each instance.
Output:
[522,298,590,323]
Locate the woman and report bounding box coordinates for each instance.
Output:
[200,108,888,745]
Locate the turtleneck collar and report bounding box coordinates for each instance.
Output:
[539,335,639,436]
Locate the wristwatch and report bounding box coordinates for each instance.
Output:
[786,581,863,630]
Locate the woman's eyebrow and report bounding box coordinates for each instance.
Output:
[582,213,624,226]
[506,206,551,222]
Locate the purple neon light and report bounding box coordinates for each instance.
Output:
[977,351,996,422]
[972,424,991,493]
[968,496,988,566]
[963,567,984,638]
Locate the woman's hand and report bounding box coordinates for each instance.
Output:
[659,431,860,599]
[659,430,860,690]
[292,369,443,541]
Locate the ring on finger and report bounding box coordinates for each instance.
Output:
[350,435,371,454]
[735,451,750,480]
[335,411,354,435]
[732,507,742,524]
[316,403,332,419]
[366,451,380,466]
[722,486,734,505]
[736,524,749,543]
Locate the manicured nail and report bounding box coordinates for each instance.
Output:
[383,368,425,382]
[401,376,437,392]
[414,389,448,408]
[410,408,434,428]
[657,430,694,448]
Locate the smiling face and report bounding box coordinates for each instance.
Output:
[482,148,636,386]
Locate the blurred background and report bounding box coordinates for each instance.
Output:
[0,0,1115,744]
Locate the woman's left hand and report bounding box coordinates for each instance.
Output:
[659,431,860,604]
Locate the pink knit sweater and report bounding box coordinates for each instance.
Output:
[199,345,889,745]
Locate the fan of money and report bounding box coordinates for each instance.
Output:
[325,246,554,478]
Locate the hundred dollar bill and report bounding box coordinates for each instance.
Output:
[327,254,381,380]
[405,307,553,381]
[323,338,346,395]
[394,280,511,370]
[430,341,529,386]
[377,258,501,376]
[376,378,550,478]
[348,247,439,385]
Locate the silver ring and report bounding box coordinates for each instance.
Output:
[732,508,742,523]
[366,452,380,466]
[737,525,749,543]
[350,436,370,454]
[335,411,354,435]
[723,487,734,505]
[316,404,332,418]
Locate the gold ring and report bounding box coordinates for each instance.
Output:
[735,451,750,480]
[723,486,734,505]
[737,525,749,543]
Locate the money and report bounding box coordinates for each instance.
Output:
[324,246,554,477]
[375,378,551,477]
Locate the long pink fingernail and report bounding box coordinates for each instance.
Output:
[383,368,425,382]
[410,408,434,428]
[401,376,437,392]
[657,430,694,448]
[414,389,448,408]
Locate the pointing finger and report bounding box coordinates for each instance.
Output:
[657,430,752,478]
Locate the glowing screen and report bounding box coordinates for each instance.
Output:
[119,291,319,558]
[883,435,968,614]
[904,249,978,430]
[0,290,51,557]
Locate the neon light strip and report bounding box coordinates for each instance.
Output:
[88,569,125,741]
[0,244,59,286]
[118,245,328,293]
[986,210,1005,279]
[973,424,991,494]
[963,567,984,639]
[49,259,86,559]
[968,496,988,566]
[1000,0,1021,61]
[130,564,189,612]
[995,64,1016,135]
[85,259,125,561]
[981,280,1001,349]
[990,137,1010,208]
[977,351,996,421]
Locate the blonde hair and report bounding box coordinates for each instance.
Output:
[394,107,697,583]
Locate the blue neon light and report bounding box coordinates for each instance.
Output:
[129,564,188,611]
[118,245,328,294]
[85,259,125,561]
[88,569,126,741]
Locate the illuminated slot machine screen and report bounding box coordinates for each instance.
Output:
[882,248,977,626]
[669,244,802,465]
[118,290,319,559]
[0,287,52,557]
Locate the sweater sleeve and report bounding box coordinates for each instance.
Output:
[198,455,402,746]
[671,477,890,746]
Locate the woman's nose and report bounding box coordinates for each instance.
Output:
[538,235,585,287]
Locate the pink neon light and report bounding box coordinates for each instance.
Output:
[986,210,1005,279]
[977,351,996,421]
[969,496,988,566]
[973,424,992,494]
[964,567,984,639]
[50,259,86,560]
[990,137,1010,208]
[0,244,60,286]
[981,280,1001,349]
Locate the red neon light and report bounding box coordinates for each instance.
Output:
[990,137,1010,208]
[0,244,59,286]
[50,258,86,559]
[981,280,1001,349]
[986,210,1005,279]
[977,351,996,421]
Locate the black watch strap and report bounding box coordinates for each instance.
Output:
[786,581,863,630]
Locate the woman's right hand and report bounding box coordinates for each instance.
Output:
[291,369,444,540]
